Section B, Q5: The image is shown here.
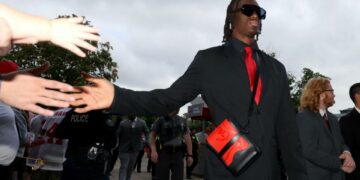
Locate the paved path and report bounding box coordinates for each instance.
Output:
[110,156,203,180]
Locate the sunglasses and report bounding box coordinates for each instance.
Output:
[233,4,266,20]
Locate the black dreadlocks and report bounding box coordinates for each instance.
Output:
[222,0,262,43]
[222,0,240,43]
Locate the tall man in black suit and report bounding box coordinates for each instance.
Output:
[70,0,309,179]
[340,82,360,180]
[296,77,356,180]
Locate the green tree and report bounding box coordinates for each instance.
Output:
[288,68,327,110]
[2,15,118,85]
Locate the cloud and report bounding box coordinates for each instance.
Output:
[260,0,360,113]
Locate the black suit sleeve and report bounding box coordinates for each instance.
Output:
[296,112,341,171]
[108,51,204,116]
[274,65,308,180]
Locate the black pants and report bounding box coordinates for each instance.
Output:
[148,158,157,180]
[0,164,13,180]
[107,146,119,175]
[147,157,152,172]
[134,149,144,172]
[62,158,109,180]
[186,155,198,178]
[156,150,184,180]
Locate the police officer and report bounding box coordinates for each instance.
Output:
[55,109,118,180]
[149,109,193,180]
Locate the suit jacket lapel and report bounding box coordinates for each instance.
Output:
[323,111,344,153]
[317,112,333,138]
[223,40,269,108]
[223,42,252,104]
[351,108,360,121]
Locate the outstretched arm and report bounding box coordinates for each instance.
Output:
[0,63,76,116]
[71,51,204,115]
[0,17,11,56]
[0,3,100,57]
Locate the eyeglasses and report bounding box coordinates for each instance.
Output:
[233,4,266,20]
[323,89,334,92]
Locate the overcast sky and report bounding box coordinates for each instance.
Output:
[3,0,360,114]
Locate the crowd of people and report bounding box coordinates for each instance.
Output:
[1,0,360,180]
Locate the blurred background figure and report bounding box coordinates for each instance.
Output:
[55,109,118,180]
[149,110,193,180]
[26,108,71,180]
[117,116,149,180]
[186,129,199,179]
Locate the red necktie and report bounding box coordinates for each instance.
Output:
[244,47,262,105]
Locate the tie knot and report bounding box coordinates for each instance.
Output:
[322,113,328,120]
[245,47,252,55]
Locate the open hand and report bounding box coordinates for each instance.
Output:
[70,73,114,113]
[49,17,100,57]
[12,17,101,57]
[0,63,76,116]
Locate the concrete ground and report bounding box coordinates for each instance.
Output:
[110,156,203,180]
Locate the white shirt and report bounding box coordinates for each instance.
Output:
[354,106,360,114]
[26,108,70,171]
[319,108,326,117]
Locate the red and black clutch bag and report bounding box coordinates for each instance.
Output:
[207,118,261,176]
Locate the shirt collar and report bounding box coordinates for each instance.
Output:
[319,109,326,117]
[354,106,360,114]
[226,38,260,53]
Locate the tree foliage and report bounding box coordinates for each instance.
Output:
[2,15,118,85]
[266,52,327,110]
[288,68,328,110]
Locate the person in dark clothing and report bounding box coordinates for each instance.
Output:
[106,116,122,176]
[70,0,309,179]
[149,110,193,180]
[340,82,360,180]
[146,138,160,180]
[55,109,118,180]
[296,78,355,180]
[186,129,199,179]
[134,130,147,173]
[145,143,152,173]
[117,116,149,180]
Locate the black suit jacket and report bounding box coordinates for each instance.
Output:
[108,39,307,180]
[296,109,346,180]
[340,108,360,180]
